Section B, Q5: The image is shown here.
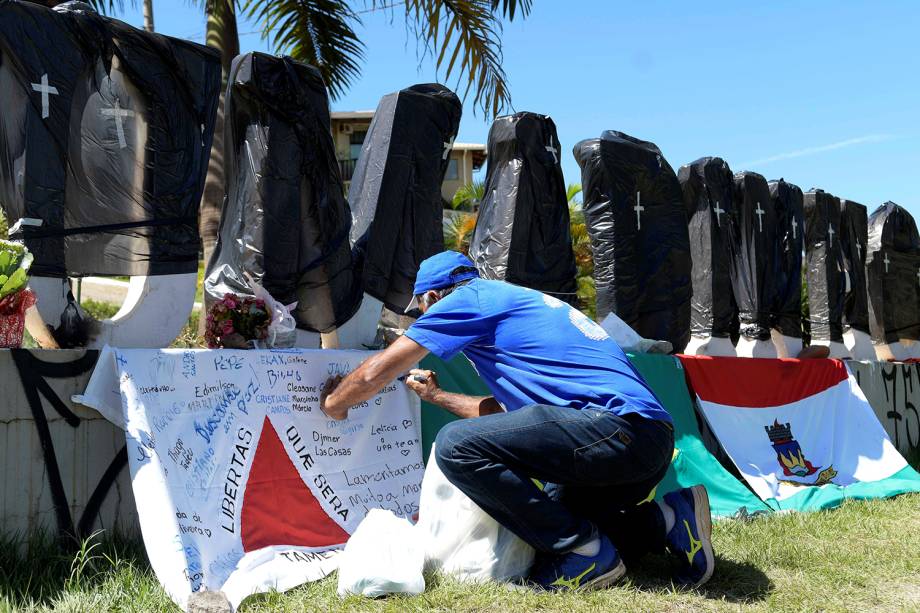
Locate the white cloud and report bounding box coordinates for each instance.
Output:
[740,134,897,167]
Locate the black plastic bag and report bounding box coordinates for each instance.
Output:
[731,172,780,341]
[839,198,870,335]
[51,290,89,348]
[469,112,577,304]
[866,201,920,344]
[573,131,691,352]
[679,156,737,338]
[0,0,220,277]
[349,84,462,313]
[205,53,361,333]
[769,179,805,339]
[803,189,846,344]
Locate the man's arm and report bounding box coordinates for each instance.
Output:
[405,368,503,419]
[320,335,429,420]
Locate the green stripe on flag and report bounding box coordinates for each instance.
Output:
[766,465,920,512]
[627,354,771,518]
[419,354,486,461]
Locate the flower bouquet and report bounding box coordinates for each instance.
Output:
[0,240,35,348]
[205,293,271,349]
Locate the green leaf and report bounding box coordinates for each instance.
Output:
[451,180,486,210]
[0,268,26,298]
[0,251,10,273]
[490,0,532,21]
[404,0,515,116]
[243,0,528,115]
[242,0,365,100]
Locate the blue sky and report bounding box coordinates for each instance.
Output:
[116,0,920,217]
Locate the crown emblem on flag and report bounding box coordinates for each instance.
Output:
[764,419,819,478]
[764,420,793,443]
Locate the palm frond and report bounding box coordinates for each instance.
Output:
[566,183,582,207]
[489,0,531,21]
[405,0,512,116]
[443,211,478,254]
[243,0,365,99]
[451,179,485,210]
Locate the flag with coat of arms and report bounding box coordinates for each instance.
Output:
[678,356,920,512]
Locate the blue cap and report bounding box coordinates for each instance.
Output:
[406,251,479,312]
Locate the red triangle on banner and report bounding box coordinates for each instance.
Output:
[241,417,350,552]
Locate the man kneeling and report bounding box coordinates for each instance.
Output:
[321,251,714,590]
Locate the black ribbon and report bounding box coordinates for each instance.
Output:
[11,349,128,545]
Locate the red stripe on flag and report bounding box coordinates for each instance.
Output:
[677,356,849,408]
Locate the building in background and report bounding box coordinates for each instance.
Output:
[331,111,486,204]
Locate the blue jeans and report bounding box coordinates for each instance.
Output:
[435,404,674,558]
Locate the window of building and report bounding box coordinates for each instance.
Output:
[446,157,459,181]
[349,129,367,160]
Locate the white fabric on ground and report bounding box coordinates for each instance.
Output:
[336,509,425,597]
[416,445,535,583]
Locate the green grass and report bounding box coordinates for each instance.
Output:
[80,299,121,321]
[196,261,205,304]
[2,494,918,612]
[78,274,205,349]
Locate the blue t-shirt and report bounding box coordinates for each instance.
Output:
[404,279,671,423]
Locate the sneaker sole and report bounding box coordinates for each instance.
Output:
[689,484,715,588]
[579,558,627,591]
[509,560,626,594]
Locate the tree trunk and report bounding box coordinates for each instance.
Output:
[198,0,239,332]
[142,0,154,32]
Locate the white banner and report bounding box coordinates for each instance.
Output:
[113,348,423,610]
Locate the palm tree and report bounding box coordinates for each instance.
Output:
[451,179,485,211]
[199,0,240,309]
[565,183,597,318]
[443,210,479,255]
[142,0,154,31]
[242,0,531,114]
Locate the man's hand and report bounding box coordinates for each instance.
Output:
[405,369,442,403]
[320,375,349,421]
[405,369,502,419]
[319,336,429,419]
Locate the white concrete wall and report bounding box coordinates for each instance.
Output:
[0,349,138,538]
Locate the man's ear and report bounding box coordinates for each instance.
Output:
[425,290,440,306]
